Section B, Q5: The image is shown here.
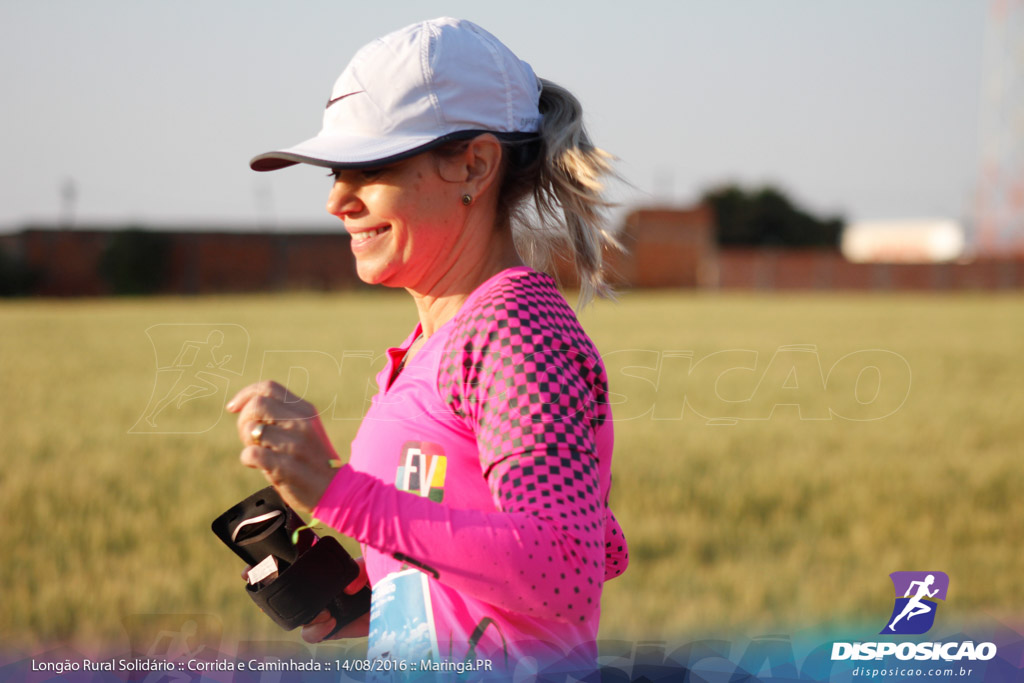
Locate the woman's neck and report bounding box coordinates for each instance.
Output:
[408,231,522,338]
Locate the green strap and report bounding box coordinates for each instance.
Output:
[290,517,322,546]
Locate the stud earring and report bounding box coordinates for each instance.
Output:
[461,194,472,206]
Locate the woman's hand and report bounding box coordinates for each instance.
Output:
[226,380,339,515]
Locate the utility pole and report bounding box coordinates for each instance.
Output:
[60,177,77,229]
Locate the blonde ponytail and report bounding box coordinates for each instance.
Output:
[500,79,620,307]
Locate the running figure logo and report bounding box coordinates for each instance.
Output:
[881,571,949,635]
[131,324,249,433]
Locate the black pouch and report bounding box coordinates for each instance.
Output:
[211,487,371,636]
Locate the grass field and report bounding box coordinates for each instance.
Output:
[1,290,1022,652]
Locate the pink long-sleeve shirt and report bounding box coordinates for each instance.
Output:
[313,266,627,674]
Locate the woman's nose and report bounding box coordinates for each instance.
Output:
[326,180,362,219]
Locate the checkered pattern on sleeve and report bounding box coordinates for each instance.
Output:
[439,270,620,620]
[440,271,610,474]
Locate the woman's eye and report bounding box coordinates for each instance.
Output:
[327,167,388,182]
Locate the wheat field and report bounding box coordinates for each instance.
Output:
[1,290,1021,653]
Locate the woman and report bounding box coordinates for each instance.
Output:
[227,17,628,675]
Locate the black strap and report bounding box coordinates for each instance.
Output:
[464,617,508,670]
[392,552,440,580]
[322,584,373,639]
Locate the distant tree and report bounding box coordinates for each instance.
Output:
[0,244,37,296]
[701,184,843,248]
[99,228,170,295]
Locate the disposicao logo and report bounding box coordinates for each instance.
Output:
[881,571,949,635]
[831,571,998,663]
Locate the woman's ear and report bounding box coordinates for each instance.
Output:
[436,134,503,196]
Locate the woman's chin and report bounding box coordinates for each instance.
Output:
[355,263,398,288]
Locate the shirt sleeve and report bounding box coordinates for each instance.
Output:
[313,273,627,623]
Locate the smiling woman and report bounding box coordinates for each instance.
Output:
[324,145,515,295]
[230,16,628,676]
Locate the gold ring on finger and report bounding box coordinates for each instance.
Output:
[251,422,267,446]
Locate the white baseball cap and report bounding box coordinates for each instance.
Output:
[250,17,543,172]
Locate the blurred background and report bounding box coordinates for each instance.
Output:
[1,0,1022,663]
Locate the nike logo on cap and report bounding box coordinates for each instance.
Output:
[326,91,365,108]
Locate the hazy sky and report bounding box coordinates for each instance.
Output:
[1,1,987,233]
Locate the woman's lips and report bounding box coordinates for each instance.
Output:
[350,226,391,244]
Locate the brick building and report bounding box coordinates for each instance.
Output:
[1,227,361,296]
[2,210,1022,296]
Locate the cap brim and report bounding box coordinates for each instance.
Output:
[250,130,539,172]
[250,130,476,172]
